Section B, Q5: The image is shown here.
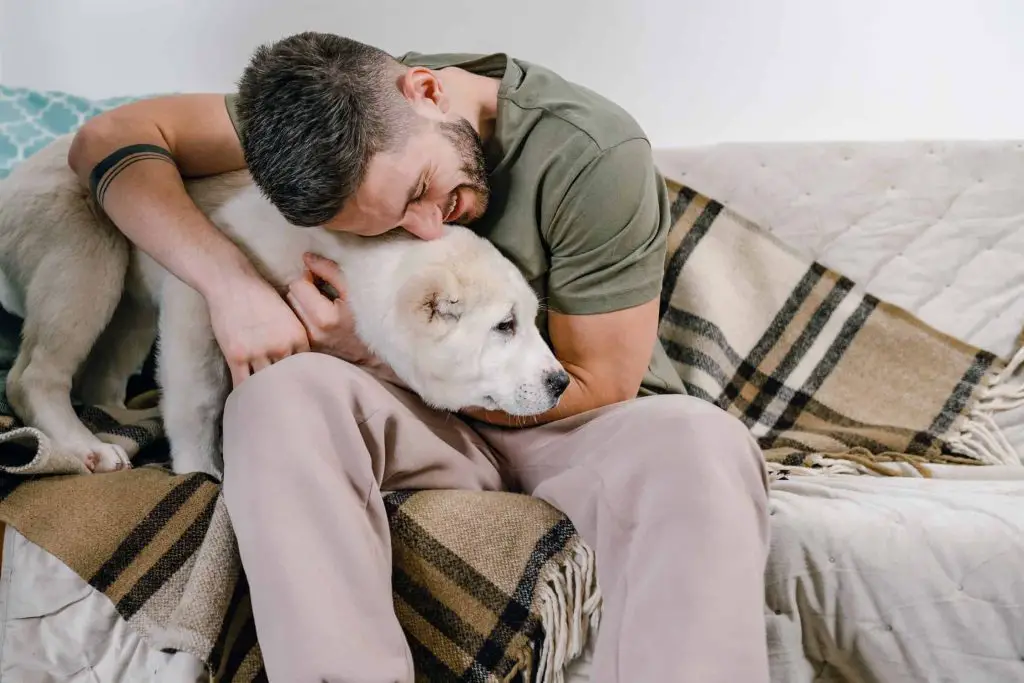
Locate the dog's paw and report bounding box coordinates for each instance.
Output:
[171,461,222,482]
[62,439,131,473]
[89,442,132,473]
[169,450,222,481]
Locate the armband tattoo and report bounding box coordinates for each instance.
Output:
[88,144,177,208]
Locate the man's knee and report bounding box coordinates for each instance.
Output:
[225,352,359,414]
[221,353,367,470]
[603,394,767,499]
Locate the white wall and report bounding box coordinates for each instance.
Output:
[1,0,1022,147]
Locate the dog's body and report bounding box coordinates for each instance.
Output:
[0,134,567,478]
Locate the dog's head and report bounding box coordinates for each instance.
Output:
[387,229,569,416]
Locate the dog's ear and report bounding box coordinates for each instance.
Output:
[401,267,463,324]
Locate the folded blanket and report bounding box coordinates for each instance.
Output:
[1,176,1022,683]
[0,315,597,683]
[659,180,1024,477]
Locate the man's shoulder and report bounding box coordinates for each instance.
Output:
[398,51,649,153]
[511,61,648,154]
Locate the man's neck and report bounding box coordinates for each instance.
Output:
[436,67,500,143]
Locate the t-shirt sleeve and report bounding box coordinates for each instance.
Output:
[545,138,670,315]
[224,93,243,140]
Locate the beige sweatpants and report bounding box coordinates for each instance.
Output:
[221,353,770,683]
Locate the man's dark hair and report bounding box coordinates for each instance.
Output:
[234,32,416,226]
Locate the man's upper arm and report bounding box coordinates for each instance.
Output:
[224,93,244,141]
[545,138,669,317]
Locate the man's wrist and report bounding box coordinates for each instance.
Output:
[193,247,267,302]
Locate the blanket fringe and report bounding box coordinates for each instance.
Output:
[532,538,602,683]
[948,345,1024,466]
[766,454,907,480]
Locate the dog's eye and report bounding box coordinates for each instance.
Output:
[494,315,517,336]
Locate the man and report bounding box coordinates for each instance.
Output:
[67,32,770,683]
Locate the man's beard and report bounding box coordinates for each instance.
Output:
[440,117,490,223]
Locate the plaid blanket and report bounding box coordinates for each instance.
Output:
[659,179,1024,476]
[0,313,598,681]
[1,177,1023,682]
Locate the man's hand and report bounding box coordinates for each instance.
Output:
[463,299,659,427]
[65,94,318,387]
[285,253,402,384]
[207,272,311,387]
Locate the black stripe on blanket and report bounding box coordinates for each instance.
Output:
[217,606,260,683]
[386,495,522,615]
[209,563,259,680]
[89,474,207,592]
[911,350,998,453]
[467,517,576,680]
[116,492,219,618]
[0,472,22,502]
[743,272,857,424]
[660,198,722,320]
[406,630,460,681]
[717,264,827,422]
[767,295,878,436]
[661,304,931,454]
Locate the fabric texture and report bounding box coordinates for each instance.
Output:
[0,306,596,682]
[659,179,1024,476]
[764,473,1024,682]
[1,153,1023,681]
[0,84,140,180]
[225,51,687,396]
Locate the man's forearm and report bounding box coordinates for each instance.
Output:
[67,102,257,298]
[462,364,621,428]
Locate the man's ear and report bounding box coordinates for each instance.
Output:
[399,267,463,325]
[397,67,449,115]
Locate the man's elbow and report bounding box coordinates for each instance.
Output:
[603,381,642,406]
[67,114,115,180]
[579,371,642,409]
[67,107,165,182]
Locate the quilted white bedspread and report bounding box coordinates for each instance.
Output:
[5,140,1024,683]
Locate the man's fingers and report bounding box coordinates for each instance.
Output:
[287,278,334,327]
[302,253,347,295]
[229,362,250,388]
[250,356,273,373]
[291,334,312,354]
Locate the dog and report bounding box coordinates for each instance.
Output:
[0,134,569,479]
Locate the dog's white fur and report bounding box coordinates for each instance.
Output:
[0,134,567,478]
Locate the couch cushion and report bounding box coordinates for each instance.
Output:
[0,84,141,180]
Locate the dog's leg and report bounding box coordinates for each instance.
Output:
[156,279,229,480]
[5,244,132,473]
[75,290,158,409]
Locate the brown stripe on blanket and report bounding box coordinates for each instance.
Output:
[207,561,258,681]
[385,489,582,681]
[660,192,722,319]
[659,304,940,452]
[1,468,213,578]
[114,491,219,618]
[90,474,209,592]
[660,177,1024,475]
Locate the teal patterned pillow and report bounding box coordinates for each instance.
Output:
[0,85,145,180]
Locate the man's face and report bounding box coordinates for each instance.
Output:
[324,115,490,238]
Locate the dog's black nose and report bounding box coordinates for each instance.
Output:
[544,369,571,398]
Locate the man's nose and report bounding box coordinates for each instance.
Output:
[401,202,443,236]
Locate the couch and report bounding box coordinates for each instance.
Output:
[3,115,1024,680]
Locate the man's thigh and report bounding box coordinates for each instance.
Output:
[222,353,505,493]
[474,394,762,484]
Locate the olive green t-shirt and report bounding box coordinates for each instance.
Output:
[224,52,685,397]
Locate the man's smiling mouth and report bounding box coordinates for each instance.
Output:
[444,191,460,223]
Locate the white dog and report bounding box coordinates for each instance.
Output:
[0,135,569,479]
